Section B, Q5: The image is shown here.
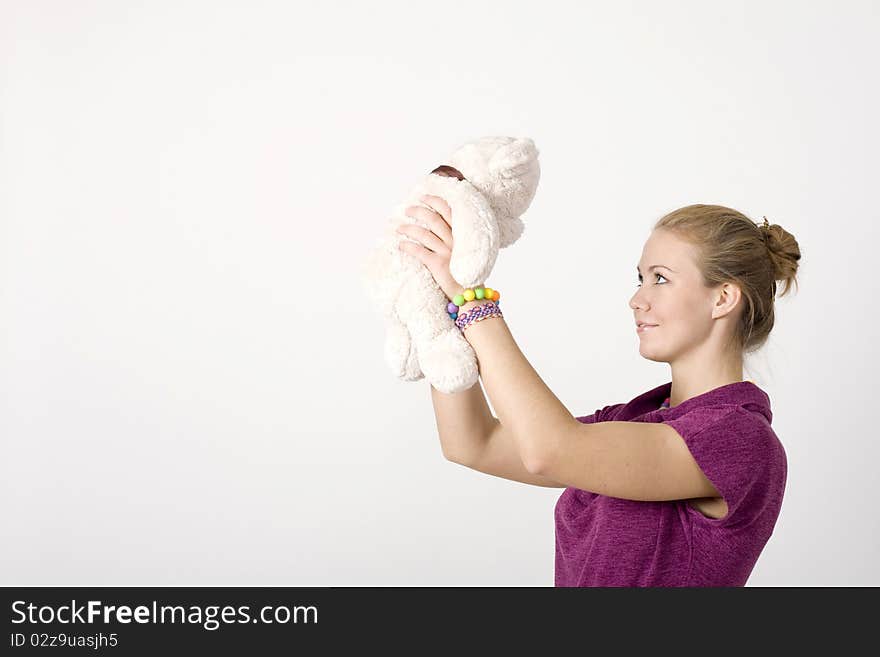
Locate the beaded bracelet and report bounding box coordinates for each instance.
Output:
[446,286,501,321]
[455,299,503,331]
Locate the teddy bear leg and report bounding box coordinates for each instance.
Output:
[418,326,480,394]
[384,315,424,381]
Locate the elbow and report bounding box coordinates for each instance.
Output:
[522,449,549,476]
[523,435,562,476]
[525,420,574,476]
[441,446,470,466]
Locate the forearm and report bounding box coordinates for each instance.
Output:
[456,300,576,470]
[430,376,497,463]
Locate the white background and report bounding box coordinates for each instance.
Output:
[1,0,877,586]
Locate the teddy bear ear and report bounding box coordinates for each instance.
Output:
[488,137,540,178]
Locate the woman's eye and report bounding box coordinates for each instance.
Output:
[636,273,667,287]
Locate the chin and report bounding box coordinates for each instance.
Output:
[638,343,674,363]
[639,351,669,363]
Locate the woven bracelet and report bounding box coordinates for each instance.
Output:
[454,300,503,331]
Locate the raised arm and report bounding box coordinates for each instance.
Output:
[400,191,577,478]
[430,378,496,463]
[431,378,566,488]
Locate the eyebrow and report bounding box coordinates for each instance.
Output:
[636,265,676,275]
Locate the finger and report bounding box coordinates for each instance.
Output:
[399,240,443,271]
[404,205,453,248]
[421,194,451,225]
[397,222,450,256]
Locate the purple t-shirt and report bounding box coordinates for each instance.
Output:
[555,380,787,587]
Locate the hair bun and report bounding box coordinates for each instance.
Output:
[760,218,801,296]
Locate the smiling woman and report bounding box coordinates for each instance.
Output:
[549,204,802,586]
[434,200,802,587]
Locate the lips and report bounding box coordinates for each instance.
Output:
[637,323,658,333]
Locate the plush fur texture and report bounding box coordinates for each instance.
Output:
[361,136,541,394]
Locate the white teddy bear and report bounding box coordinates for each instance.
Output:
[361,135,541,394]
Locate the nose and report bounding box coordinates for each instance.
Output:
[629,288,649,312]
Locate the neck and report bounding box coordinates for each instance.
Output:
[667,350,744,408]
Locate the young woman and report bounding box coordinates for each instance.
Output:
[398,199,802,587]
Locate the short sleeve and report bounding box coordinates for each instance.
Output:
[662,406,785,526]
[576,403,626,424]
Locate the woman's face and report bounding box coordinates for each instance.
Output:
[629,228,737,363]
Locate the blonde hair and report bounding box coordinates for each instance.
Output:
[653,204,802,354]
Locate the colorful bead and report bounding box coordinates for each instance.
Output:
[446,284,502,322]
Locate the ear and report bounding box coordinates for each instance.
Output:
[712,281,742,319]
